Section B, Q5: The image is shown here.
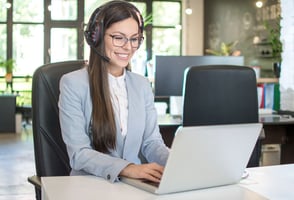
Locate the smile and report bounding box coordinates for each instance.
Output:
[116,53,129,58]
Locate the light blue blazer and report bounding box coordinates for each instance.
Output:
[58,67,169,183]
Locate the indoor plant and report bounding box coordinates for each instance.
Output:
[205,40,240,56]
[264,15,282,78]
[0,57,15,84]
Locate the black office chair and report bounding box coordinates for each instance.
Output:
[28,60,85,200]
[182,65,262,167]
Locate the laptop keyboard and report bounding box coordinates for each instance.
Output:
[141,180,160,188]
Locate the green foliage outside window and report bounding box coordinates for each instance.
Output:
[1,0,182,75]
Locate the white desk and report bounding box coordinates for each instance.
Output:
[41,164,294,200]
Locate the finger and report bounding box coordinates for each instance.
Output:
[142,164,164,181]
[143,172,161,183]
[149,168,163,180]
[148,163,164,174]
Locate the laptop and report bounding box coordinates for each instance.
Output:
[120,123,262,195]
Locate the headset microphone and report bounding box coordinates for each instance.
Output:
[90,45,110,62]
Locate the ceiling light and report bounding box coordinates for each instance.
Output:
[185,8,192,15]
[185,0,192,15]
[256,1,263,8]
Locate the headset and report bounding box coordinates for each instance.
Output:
[84,1,144,62]
[84,6,109,62]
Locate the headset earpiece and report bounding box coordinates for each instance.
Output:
[84,7,110,62]
[84,7,103,47]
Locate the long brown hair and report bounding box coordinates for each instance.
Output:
[85,1,144,153]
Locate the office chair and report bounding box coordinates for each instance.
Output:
[182,65,262,167]
[28,60,85,200]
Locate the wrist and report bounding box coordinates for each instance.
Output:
[119,163,135,177]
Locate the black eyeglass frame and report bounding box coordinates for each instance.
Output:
[107,34,144,48]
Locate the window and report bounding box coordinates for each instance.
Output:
[152,1,182,56]
[48,0,80,63]
[0,1,8,75]
[131,1,182,58]
[50,28,77,63]
[50,0,77,20]
[12,0,44,76]
[13,24,44,75]
[1,0,181,77]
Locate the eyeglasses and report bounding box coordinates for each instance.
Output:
[107,34,144,48]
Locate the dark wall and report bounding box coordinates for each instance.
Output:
[204,0,281,77]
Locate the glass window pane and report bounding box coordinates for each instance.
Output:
[0,1,9,21]
[152,2,181,26]
[84,41,90,61]
[51,0,77,20]
[13,24,44,75]
[84,0,109,22]
[131,2,146,16]
[13,0,43,22]
[51,28,77,62]
[0,25,7,72]
[153,28,181,56]
[0,24,7,75]
[131,32,147,76]
[129,2,147,76]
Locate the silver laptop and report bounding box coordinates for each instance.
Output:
[121,123,262,195]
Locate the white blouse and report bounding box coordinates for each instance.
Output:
[108,70,128,137]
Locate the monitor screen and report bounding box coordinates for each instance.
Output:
[154,56,244,96]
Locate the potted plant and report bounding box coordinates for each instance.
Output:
[0,57,15,83]
[205,40,241,56]
[264,15,282,78]
[0,57,15,93]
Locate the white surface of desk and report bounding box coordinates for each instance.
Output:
[240,164,294,199]
[41,164,294,200]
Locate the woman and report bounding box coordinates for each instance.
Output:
[59,0,169,183]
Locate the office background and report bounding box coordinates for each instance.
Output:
[0,0,285,75]
[2,0,293,111]
[0,1,294,199]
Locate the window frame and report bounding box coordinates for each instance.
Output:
[0,0,182,76]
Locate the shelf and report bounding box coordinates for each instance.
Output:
[257,78,279,84]
[258,55,274,58]
[254,42,271,45]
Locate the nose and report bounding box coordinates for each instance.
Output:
[122,39,132,49]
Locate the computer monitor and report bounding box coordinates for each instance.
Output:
[154,56,244,97]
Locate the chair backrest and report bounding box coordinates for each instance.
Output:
[182,65,260,167]
[32,60,85,177]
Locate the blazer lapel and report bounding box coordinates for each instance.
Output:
[122,73,144,162]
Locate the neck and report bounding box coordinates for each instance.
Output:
[109,68,124,77]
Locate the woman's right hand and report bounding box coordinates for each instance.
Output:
[119,163,164,183]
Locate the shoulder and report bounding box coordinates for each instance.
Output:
[126,71,149,86]
[62,67,88,80]
[60,67,89,95]
[60,67,88,86]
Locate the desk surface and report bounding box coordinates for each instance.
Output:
[259,114,294,125]
[42,164,294,200]
[157,114,294,126]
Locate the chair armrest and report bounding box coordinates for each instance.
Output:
[28,175,41,190]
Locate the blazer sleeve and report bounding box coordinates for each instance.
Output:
[58,69,130,183]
